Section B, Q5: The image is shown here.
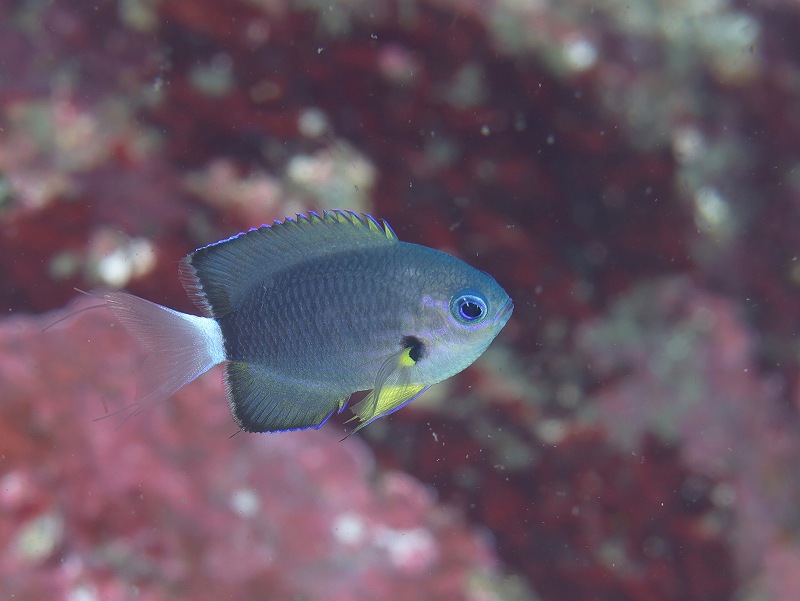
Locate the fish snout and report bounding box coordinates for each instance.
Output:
[495,297,514,325]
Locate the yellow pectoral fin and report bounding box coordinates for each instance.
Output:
[343,345,429,437]
[351,382,427,422]
[347,383,429,435]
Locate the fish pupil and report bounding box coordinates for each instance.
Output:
[402,335,425,362]
[450,289,488,324]
[460,300,483,320]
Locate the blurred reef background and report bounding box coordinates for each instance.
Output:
[2,0,800,599]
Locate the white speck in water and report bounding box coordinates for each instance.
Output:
[15,511,64,562]
[332,512,366,545]
[564,37,598,71]
[297,107,329,138]
[68,585,98,601]
[230,488,260,518]
[373,526,437,571]
[96,237,157,288]
[672,126,706,164]
[189,53,234,97]
[694,186,733,240]
[537,419,568,445]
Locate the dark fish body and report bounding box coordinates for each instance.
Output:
[220,244,428,385]
[218,242,489,385]
[105,211,513,434]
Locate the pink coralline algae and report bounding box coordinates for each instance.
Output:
[367,386,737,601]
[578,278,800,601]
[4,1,800,600]
[0,304,519,601]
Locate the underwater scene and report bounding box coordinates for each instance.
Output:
[2,1,800,600]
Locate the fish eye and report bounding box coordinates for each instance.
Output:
[450,289,488,325]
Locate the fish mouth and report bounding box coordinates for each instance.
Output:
[495,298,514,324]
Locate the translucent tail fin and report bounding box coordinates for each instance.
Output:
[104,292,226,418]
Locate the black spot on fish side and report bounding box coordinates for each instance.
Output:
[402,335,425,362]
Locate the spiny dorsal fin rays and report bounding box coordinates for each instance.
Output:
[312,210,396,240]
[181,210,397,318]
[275,210,396,242]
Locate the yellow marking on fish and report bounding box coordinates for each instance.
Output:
[372,383,424,417]
[398,347,416,367]
[349,383,426,423]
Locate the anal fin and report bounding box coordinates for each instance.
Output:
[226,362,347,433]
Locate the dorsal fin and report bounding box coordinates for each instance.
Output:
[179,210,397,318]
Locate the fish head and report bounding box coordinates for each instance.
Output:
[405,260,513,385]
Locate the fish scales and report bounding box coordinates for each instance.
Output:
[96,210,513,434]
[221,246,409,390]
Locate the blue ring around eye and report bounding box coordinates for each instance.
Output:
[450,289,488,324]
